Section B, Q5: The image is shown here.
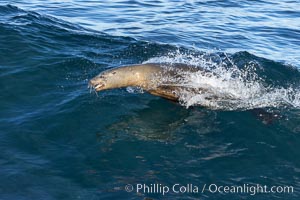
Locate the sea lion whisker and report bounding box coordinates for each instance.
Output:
[94,88,99,97]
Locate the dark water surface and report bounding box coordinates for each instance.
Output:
[1,1,300,199]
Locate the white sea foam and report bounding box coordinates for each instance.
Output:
[144,51,300,110]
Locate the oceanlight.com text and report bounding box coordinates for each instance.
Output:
[124,183,294,196]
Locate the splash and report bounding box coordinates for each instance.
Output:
[144,50,300,110]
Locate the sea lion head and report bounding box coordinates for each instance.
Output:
[89,64,162,91]
[89,67,132,91]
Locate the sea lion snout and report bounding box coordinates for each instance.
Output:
[89,75,106,91]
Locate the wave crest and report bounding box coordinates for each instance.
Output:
[145,50,300,110]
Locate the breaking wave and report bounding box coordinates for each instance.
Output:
[144,50,300,110]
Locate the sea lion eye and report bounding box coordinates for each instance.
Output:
[112,71,117,75]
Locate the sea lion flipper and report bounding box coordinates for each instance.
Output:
[147,86,180,101]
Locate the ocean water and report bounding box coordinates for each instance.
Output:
[1,1,300,199]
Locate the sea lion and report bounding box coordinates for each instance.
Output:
[89,63,283,124]
[89,63,202,101]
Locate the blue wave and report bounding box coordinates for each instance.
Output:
[1,4,300,200]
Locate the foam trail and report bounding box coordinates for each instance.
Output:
[145,51,300,110]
